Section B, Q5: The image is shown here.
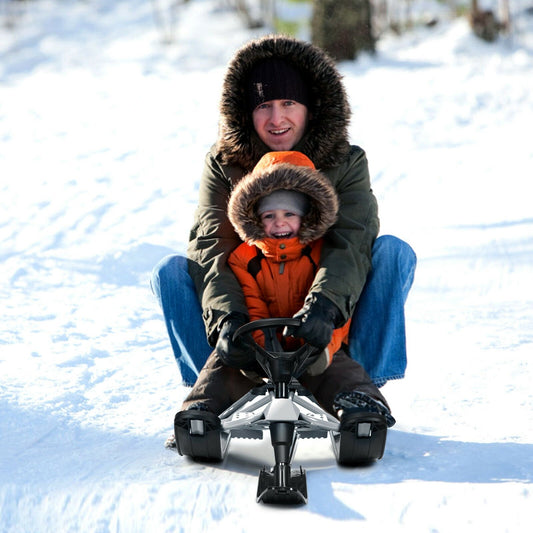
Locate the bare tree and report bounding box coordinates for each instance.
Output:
[1,0,28,30]
[151,0,190,44]
[229,0,276,29]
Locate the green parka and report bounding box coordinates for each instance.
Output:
[187,35,379,345]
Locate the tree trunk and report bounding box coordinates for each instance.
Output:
[469,0,500,42]
[311,0,375,61]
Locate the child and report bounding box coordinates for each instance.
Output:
[173,151,395,461]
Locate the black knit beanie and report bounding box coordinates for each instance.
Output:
[246,58,310,112]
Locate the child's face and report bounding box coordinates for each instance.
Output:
[261,209,302,239]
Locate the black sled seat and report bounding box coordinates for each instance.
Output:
[174,409,230,462]
[333,409,388,465]
[174,318,390,504]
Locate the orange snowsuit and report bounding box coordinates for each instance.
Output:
[228,235,351,368]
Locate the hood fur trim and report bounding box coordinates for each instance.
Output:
[217,35,351,172]
[228,164,339,245]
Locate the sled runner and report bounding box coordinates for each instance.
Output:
[174,318,388,505]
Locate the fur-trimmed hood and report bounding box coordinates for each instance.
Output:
[217,35,351,172]
[228,162,339,245]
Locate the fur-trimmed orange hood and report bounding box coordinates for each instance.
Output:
[228,152,339,245]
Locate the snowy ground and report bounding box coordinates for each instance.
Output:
[1,0,532,531]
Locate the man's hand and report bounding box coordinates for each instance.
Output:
[284,293,342,350]
[215,312,254,369]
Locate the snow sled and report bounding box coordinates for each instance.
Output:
[174,318,388,505]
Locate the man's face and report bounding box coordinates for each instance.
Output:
[252,99,309,151]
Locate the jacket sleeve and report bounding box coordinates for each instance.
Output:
[309,145,379,323]
[227,247,271,323]
[187,147,250,345]
[228,247,274,348]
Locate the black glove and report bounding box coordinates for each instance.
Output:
[215,312,254,369]
[283,293,342,350]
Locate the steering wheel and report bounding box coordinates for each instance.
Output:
[232,318,317,381]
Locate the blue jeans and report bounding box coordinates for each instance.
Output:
[150,235,416,387]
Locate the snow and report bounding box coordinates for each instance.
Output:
[1,0,532,531]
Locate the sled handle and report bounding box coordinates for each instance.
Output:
[232,318,301,341]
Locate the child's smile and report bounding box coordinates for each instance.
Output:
[261,209,302,239]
